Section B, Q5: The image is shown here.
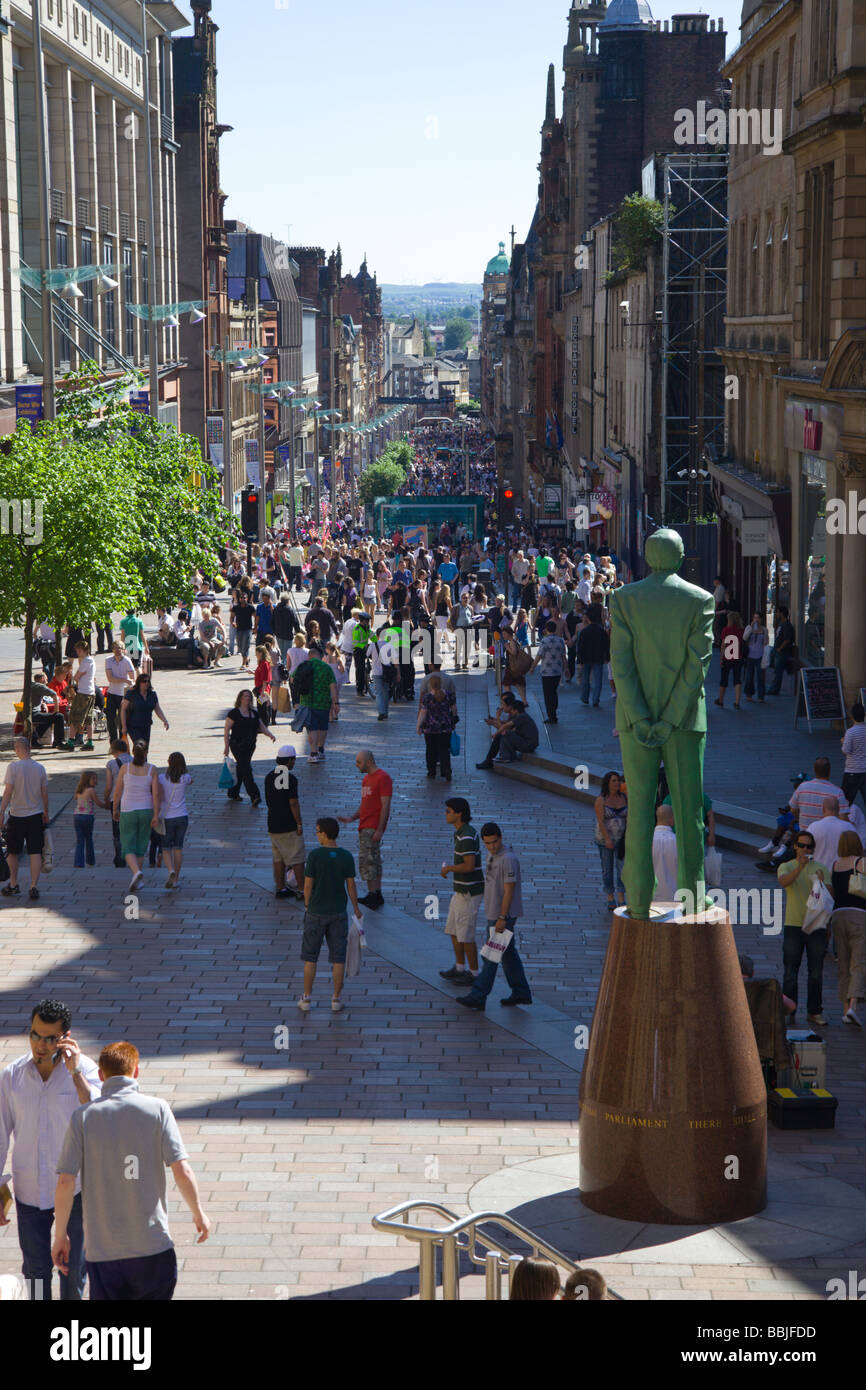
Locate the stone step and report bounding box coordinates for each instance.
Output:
[488,756,775,858]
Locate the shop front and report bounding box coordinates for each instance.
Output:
[708,460,791,624]
[783,398,842,670]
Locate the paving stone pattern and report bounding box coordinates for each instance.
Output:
[0,626,863,1300]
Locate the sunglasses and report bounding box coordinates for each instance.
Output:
[796,841,813,849]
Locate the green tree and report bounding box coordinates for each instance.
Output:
[357,457,408,508]
[422,325,433,357]
[444,317,472,351]
[459,305,477,321]
[0,362,234,714]
[608,193,664,277]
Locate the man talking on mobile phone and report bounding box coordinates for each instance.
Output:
[0,999,99,1300]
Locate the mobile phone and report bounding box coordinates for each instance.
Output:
[51,1035,69,1064]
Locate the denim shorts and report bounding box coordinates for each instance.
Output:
[162,816,189,850]
[306,706,330,732]
[301,911,349,964]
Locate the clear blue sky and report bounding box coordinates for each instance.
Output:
[199,0,743,285]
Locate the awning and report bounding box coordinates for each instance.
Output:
[708,460,791,558]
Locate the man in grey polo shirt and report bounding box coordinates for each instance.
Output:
[456,823,532,1011]
[52,1041,210,1300]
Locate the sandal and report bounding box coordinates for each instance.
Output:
[714,699,724,706]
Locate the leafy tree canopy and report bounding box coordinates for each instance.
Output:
[444,317,472,351]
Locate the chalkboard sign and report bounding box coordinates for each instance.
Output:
[794,667,845,732]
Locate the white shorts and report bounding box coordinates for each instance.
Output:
[445,892,481,943]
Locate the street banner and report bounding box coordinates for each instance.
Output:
[15,385,43,424]
[245,439,260,487]
[129,392,150,415]
[207,415,224,470]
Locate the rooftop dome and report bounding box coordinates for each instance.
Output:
[485,241,510,277]
[599,0,654,28]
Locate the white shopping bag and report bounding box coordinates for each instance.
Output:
[480,927,513,964]
[704,846,722,888]
[801,876,833,935]
[41,829,54,875]
[345,914,366,977]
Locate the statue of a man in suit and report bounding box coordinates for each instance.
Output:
[610,528,715,918]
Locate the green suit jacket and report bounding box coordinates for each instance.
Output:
[610,573,714,735]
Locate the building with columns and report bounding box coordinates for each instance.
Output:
[718,0,866,703]
[0,0,189,430]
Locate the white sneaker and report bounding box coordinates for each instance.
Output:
[331,998,344,1013]
[844,1008,862,1027]
[758,840,775,856]
[165,871,176,889]
[297,996,311,1013]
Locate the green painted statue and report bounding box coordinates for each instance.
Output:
[610,528,715,918]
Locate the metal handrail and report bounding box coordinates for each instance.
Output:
[372,1200,624,1301]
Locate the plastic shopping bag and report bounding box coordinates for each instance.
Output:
[802,875,834,935]
[480,927,513,964]
[41,828,54,875]
[704,846,722,888]
[218,758,235,791]
[450,730,461,756]
[345,915,366,978]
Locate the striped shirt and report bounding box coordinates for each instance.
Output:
[0,1054,100,1208]
[789,778,849,830]
[453,823,484,896]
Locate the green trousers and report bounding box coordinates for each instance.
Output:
[618,727,708,918]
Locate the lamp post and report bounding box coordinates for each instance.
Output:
[32,1,55,420]
[139,0,160,420]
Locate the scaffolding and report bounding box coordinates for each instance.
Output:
[659,153,729,523]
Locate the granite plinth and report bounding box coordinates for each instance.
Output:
[579,905,767,1225]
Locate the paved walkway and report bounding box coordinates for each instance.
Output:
[0,625,863,1300]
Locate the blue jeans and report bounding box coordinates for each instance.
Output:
[597,843,625,896]
[768,647,788,695]
[470,919,531,1002]
[88,1246,177,1301]
[744,656,765,699]
[783,925,827,1015]
[371,674,389,717]
[73,813,95,867]
[510,581,523,610]
[16,1192,86,1300]
[580,662,604,705]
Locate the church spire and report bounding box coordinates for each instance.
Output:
[545,62,556,123]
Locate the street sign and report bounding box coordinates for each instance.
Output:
[129,392,150,414]
[794,666,845,733]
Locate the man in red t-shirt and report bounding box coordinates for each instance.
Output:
[338,750,392,910]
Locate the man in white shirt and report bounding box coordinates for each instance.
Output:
[0,998,99,1299]
[809,798,853,874]
[67,641,96,749]
[652,806,679,904]
[842,702,866,812]
[0,738,49,898]
[577,574,593,604]
[104,640,135,745]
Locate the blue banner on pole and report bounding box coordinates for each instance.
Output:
[15,386,44,424]
[129,392,150,415]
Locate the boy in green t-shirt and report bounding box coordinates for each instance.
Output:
[300,818,361,1014]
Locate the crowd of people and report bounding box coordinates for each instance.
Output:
[3,420,866,1301]
[402,421,497,497]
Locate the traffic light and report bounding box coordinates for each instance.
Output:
[241,489,259,537]
[501,484,515,523]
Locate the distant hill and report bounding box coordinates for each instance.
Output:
[382,283,482,316]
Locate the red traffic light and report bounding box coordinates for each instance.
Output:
[503,488,514,500]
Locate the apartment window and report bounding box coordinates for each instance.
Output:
[47,0,54,18]
[770,48,779,112]
[135,58,141,85]
[750,221,759,310]
[787,36,796,114]
[810,0,834,87]
[804,165,832,358]
[764,218,773,315]
[102,238,116,347]
[82,14,88,43]
[81,232,95,359]
[96,26,102,56]
[140,249,149,358]
[73,6,79,39]
[125,49,130,77]
[55,228,72,364]
[756,62,764,111]
[780,212,789,313]
[123,245,135,358]
[210,369,220,410]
